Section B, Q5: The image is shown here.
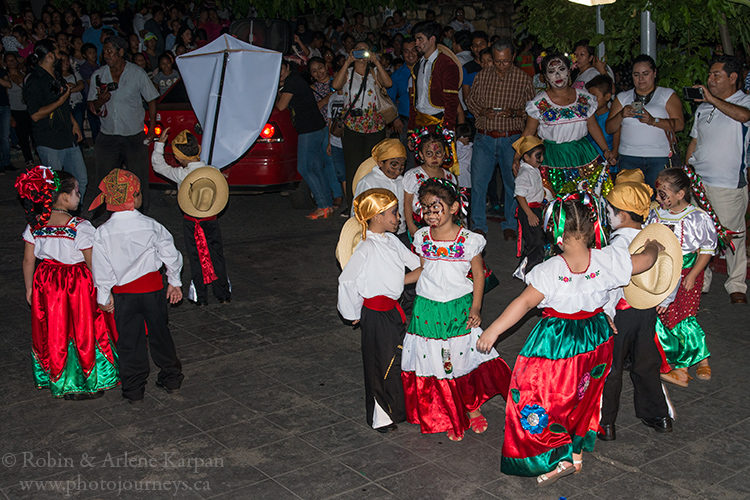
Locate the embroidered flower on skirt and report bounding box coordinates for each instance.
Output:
[577,372,591,400]
[520,404,549,434]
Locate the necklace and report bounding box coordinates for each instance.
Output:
[50,208,73,217]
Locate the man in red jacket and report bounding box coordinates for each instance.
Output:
[409,21,461,131]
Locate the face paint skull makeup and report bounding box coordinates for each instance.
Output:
[421,196,446,227]
[606,203,625,230]
[545,59,570,89]
[421,140,445,168]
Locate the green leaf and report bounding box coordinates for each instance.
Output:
[549,423,568,434]
[511,388,520,404]
[591,363,608,379]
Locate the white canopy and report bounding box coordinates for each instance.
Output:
[176,34,282,169]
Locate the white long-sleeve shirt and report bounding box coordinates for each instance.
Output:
[337,231,420,321]
[92,210,183,304]
[151,141,208,189]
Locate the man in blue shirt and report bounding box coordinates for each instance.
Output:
[82,12,112,59]
[387,38,419,169]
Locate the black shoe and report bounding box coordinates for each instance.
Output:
[597,423,616,441]
[641,416,672,433]
[374,423,398,433]
[155,381,180,394]
[192,299,208,306]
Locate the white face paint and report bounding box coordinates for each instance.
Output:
[545,60,570,89]
[606,203,625,230]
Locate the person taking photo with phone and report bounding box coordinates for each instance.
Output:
[685,55,750,305]
[605,54,684,188]
[87,36,159,213]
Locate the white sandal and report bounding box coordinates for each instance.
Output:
[536,461,575,487]
[573,459,583,474]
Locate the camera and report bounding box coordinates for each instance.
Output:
[350,108,364,117]
[352,50,370,59]
[96,75,118,93]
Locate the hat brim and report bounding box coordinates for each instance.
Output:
[177,166,229,218]
[624,223,683,310]
[351,157,378,198]
[336,217,363,268]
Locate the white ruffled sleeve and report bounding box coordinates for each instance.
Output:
[403,169,420,195]
[599,245,634,289]
[525,95,542,121]
[580,90,598,119]
[692,210,718,255]
[74,219,96,251]
[464,230,486,261]
[22,225,34,244]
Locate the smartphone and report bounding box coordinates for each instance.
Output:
[352,50,370,59]
[683,86,705,100]
[631,101,644,114]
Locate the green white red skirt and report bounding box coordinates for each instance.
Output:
[501,308,613,477]
[401,293,511,436]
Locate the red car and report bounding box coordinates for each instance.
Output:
[146,79,299,188]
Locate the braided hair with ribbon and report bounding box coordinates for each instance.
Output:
[15,167,77,230]
[408,125,456,168]
[543,191,607,250]
[417,177,469,224]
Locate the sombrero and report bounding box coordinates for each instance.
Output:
[351,157,378,199]
[335,216,364,268]
[624,223,683,309]
[177,166,229,218]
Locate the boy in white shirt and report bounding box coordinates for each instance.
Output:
[338,188,421,433]
[512,136,547,280]
[90,169,184,403]
[455,123,473,191]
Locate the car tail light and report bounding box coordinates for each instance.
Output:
[257,122,283,142]
[144,122,164,136]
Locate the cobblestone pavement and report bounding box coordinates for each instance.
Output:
[0,154,748,499]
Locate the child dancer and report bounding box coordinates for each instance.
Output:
[477,195,662,485]
[352,139,408,242]
[151,128,231,305]
[402,178,511,442]
[512,136,547,279]
[599,169,673,440]
[338,188,422,432]
[17,167,119,399]
[403,127,459,237]
[90,169,184,403]
[649,168,717,387]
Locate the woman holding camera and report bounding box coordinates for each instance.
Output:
[332,41,392,208]
[606,54,684,187]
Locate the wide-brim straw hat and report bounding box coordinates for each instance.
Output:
[177,166,229,218]
[624,223,683,309]
[351,157,378,199]
[335,216,364,268]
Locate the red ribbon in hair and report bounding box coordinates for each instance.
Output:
[184,215,218,284]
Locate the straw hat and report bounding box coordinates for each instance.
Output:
[624,223,683,309]
[351,157,378,199]
[335,216,364,268]
[177,166,229,218]
[512,136,544,158]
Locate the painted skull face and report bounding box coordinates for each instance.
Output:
[421,195,447,227]
[606,203,625,230]
[545,59,570,89]
[421,140,445,168]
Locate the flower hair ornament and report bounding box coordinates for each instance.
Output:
[408,124,455,168]
[543,191,607,249]
[15,166,60,230]
[418,177,470,220]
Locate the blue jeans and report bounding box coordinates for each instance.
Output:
[325,144,344,199]
[36,145,88,200]
[470,132,519,231]
[297,127,332,209]
[618,155,669,188]
[0,106,10,168]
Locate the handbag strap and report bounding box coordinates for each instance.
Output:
[343,64,370,118]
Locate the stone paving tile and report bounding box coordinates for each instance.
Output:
[330,483,396,499]
[374,462,497,499]
[338,441,427,482]
[243,436,329,477]
[273,459,369,499]
[207,478,300,499]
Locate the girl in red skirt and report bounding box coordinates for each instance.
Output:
[17,167,119,399]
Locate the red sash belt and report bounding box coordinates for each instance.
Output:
[516,202,543,257]
[363,295,406,324]
[543,307,603,319]
[615,298,631,310]
[184,214,218,284]
[112,271,163,294]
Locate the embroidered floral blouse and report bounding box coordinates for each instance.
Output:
[526,245,632,314]
[413,227,485,302]
[525,89,598,144]
[22,217,94,265]
[342,68,385,134]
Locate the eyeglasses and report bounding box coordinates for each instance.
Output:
[706,106,716,124]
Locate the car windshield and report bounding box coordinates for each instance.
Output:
[160,79,190,104]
